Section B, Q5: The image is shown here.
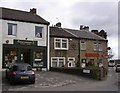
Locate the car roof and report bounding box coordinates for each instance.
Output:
[11,63,31,67]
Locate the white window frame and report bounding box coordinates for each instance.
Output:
[93,42,98,51]
[80,41,86,50]
[68,57,75,67]
[98,43,102,51]
[8,23,17,36]
[51,57,65,67]
[93,42,102,51]
[54,38,68,50]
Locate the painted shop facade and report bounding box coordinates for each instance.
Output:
[0,7,50,70]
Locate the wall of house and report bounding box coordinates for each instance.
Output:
[50,37,79,67]
[2,20,47,46]
[80,39,108,68]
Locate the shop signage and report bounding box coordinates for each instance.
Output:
[85,53,100,57]
[14,40,37,46]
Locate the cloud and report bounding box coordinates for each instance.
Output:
[0,0,118,59]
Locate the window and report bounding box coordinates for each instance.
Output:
[35,26,43,38]
[93,42,98,51]
[93,42,102,51]
[51,57,65,67]
[54,38,68,50]
[8,23,17,36]
[68,57,75,67]
[80,41,86,50]
[33,50,44,67]
[98,43,102,51]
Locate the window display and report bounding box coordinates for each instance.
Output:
[33,50,44,67]
[4,50,17,67]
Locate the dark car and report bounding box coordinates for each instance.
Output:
[116,64,120,72]
[6,63,35,84]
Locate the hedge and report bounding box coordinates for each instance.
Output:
[50,67,107,80]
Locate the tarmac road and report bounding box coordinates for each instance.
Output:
[2,67,119,92]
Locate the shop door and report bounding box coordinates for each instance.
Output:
[20,49,31,63]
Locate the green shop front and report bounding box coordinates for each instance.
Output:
[3,40,47,69]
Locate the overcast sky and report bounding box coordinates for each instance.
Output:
[0,0,119,59]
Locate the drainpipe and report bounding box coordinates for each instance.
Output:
[47,25,50,71]
[78,39,80,67]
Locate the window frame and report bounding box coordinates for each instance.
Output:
[51,57,65,67]
[8,23,17,36]
[35,26,44,38]
[80,41,86,50]
[54,38,68,50]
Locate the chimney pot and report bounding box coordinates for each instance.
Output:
[55,22,61,27]
[30,8,36,14]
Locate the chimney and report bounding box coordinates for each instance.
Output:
[80,25,84,30]
[91,29,107,39]
[84,26,89,31]
[80,25,89,31]
[55,22,61,27]
[99,30,107,39]
[30,8,36,14]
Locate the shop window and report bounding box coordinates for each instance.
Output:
[35,26,43,38]
[8,23,17,36]
[51,57,65,67]
[4,49,17,67]
[33,50,44,67]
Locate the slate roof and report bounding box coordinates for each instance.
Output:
[50,26,77,38]
[0,7,49,25]
[65,28,107,41]
[50,26,107,41]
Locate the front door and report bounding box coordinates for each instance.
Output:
[20,49,30,63]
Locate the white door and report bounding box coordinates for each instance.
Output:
[68,57,75,67]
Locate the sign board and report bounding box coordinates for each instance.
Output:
[83,69,90,73]
[14,40,37,46]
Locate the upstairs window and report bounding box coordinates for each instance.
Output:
[54,38,68,50]
[35,26,43,38]
[98,43,102,51]
[80,41,86,50]
[93,42,102,51]
[8,23,17,36]
[93,42,98,51]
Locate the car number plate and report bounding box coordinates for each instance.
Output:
[21,76,29,79]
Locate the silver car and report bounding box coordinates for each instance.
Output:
[116,64,120,72]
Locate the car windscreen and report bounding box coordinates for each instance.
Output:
[12,65,32,71]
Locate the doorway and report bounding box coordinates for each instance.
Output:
[20,49,31,63]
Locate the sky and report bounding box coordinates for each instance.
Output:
[0,0,119,59]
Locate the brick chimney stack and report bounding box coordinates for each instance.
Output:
[80,25,89,31]
[30,8,36,14]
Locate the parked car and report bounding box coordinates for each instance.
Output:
[115,64,120,72]
[6,63,35,84]
[108,60,115,67]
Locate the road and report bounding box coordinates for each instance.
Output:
[1,67,119,92]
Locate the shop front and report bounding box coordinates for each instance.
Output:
[3,39,47,68]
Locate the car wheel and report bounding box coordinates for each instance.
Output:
[31,80,35,84]
[5,70,8,79]
[10,77,15,85]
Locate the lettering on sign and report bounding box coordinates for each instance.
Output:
[14,40,37,46]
